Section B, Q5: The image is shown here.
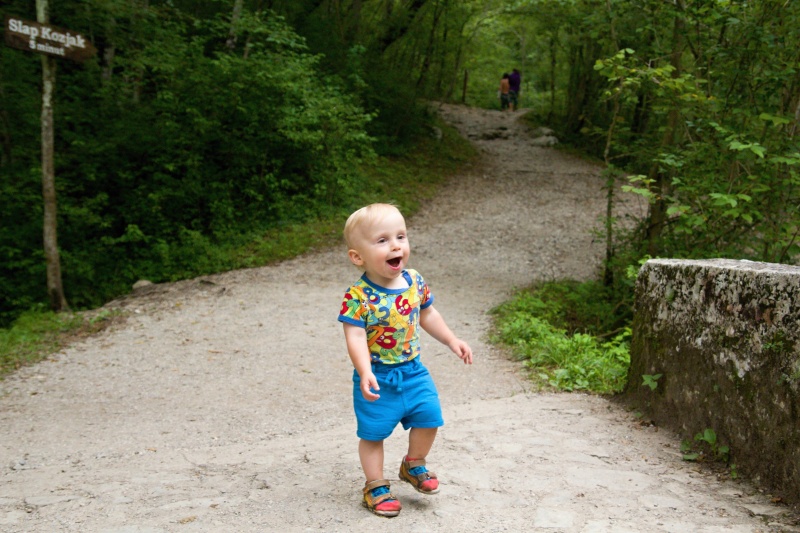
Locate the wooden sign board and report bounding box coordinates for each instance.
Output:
[4,15,96,62]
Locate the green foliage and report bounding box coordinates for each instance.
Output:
[0,113,477,373]
[575,0,800,267]
[274,0,479,152]
[680,439,699,461]
[641,373,662,391]
[3,0,496,328]
[460,2,553,111]
[681,428,731,465]
[7,0,800,381]
[493,279,631,335]
[0,308,117,378]
[490,280,631,394]
[0,2,376,326]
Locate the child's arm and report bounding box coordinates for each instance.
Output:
[343,323,381,401]
[420,305,473,364]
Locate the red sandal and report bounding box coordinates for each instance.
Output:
[362,479,401,517]
[399,456,439,494]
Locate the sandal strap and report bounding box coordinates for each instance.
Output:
[403,458,437,479]
[369,492,396,506]
[404,459,427,469]
[413,470,437,481]
[364,478,392,493]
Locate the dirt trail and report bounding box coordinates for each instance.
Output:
[1,104,796,532]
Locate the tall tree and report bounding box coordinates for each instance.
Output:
[644,0,685,257]
[37,0,69,312]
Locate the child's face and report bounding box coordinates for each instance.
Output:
[348,210,410,288]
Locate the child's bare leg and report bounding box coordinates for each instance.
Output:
[359,438,401,514]
[407,427,437,459]
[359,438,384,481]
[401,427,439,493]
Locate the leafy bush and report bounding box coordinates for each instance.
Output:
[0,7,376,325]
[491,281,631,393]
[493,279,630,336]
[0,113,477,374]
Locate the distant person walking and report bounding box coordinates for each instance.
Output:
[508,69,521,111]
[499,73,510,111]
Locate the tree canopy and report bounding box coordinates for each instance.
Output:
[2,0,798,326]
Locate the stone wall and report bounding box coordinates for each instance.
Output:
[624,258,800,500]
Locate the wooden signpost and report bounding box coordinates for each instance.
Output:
[4,7,96,312]
[4,15,97,62]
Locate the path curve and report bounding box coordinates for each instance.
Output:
[1,104,794,532]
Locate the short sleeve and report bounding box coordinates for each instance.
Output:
[414,271,434,309]
[338,287,366,327]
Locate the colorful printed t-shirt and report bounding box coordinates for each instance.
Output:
[338,269,434,365]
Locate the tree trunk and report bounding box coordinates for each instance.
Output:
[347,0,363,43]
[602,93,621,287]
[378,0,426,53]
[0,83,12,167]
[416,0,443,91]
[447,37,463,101]
[549,34,556,122]
[435,0,449,96]
[101,16,116,83]
[37,0,69,312]
[645,6,685,257]
[226,0,245,51]
[565,43,588,132]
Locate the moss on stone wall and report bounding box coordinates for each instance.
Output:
[623,259,800,502]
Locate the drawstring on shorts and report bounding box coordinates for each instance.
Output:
[384,367,404,392]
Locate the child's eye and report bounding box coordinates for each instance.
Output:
[398,235,406,240]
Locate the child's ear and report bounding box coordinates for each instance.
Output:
[348,249,364,266]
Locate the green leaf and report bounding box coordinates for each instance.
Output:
[759,113,791,126]
[728,141,748,151]
[666,205,689,217]
[622,186,655,199]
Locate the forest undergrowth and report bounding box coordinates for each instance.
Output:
[0,116,478,378]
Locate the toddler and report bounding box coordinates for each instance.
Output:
[338,203,472,517]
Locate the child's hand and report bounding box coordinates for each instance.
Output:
[360,371,381,401]
[449,339,473,365]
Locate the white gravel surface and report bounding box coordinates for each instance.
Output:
[1,104,797,532]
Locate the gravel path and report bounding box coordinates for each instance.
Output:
[1,104,796,532]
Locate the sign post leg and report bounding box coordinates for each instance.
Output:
[38,0,69,312]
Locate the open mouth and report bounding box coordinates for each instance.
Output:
[387,257,402,268]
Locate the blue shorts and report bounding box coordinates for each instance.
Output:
[353,357,444,441]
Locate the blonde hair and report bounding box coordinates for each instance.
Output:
[343,203,402,249]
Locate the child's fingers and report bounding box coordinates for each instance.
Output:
[362,378,380,401]
[460,344,473,364]
[362,388,379,400]
[456,342,472,365]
